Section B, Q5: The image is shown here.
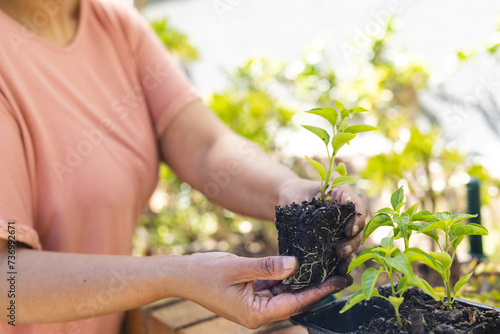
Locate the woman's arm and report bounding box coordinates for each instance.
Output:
[160,100,300,222]
[0,239,182,324]
[0,240,348,327]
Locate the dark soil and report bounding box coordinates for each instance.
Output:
[274,198,357,291]
[356,286,500,334]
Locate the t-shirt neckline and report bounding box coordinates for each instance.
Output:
[0,0,87,53]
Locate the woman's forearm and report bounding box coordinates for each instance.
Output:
[197,132,302,221]
[0,245,184,324]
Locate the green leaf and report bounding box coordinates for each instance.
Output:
[302,125,330,147]
[332,133,357,153]
[405,248,444,273]
[304,155,327,181]
[332,100,345,113]
[391,186,404,210]
[306,107,338,129]
[350,106,369,113]
[331,176,355,188]
[448,214,478,226]
[384,253,412,277]
[411,276,441,301]
[362,268,381,300]
[335,162,347,176]
[454,272,473,295]
[348,252,378,273]
[376,207,396,215]
[395,202,410,213]
[380,237,393,249]
[435,211,451,221]
[430,252,452,268]
[412,210,438,223]
[344,125,377,134]
[397,276,410,295]
[405,202,420,218]
[363,214,393,243]
[339,290,365,313]
[450,223,488,248]
[414,223,440,244]
[419,220,447,234]
[340,108,351,120]
[393,215,408,242]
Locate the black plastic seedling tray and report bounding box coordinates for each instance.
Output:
[292,294,500,334]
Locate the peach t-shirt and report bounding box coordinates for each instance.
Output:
[0,0,199,332]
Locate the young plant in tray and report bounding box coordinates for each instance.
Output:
[275,101,376,290]
[340,187,489,328]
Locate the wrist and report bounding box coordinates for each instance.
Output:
[145,254,189,299]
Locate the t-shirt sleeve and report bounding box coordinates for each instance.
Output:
[0,95,41,250]
[118,3,201,138]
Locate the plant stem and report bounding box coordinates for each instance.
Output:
[394,305,403,328]
[321,150,337,199]
[389,269,396,296]
[444,269,452,309]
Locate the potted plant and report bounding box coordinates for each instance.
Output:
[274,101,375,291]
[292,187,500,333]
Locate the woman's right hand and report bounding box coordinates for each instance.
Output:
[175,252,351,329]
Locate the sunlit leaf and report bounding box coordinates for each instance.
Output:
[331,176,355,188]
[302,125,330,147]
[339,290,365,313]
[306,108,338,129]
[332,133,357,153]
[405,202,420,218]
[411,222,440,244]
[348,252,378,273]
[412,210,437,223]
[405,248,444,273]
[335,162,347,176]
[391,186,404,210]
[344,125,377,134]
[419,220,446,234]
[376,207,396,215]
[448,214,477,226]
[304,155,327,181]
[381,237,393,249]
[454,272,473,295]
[332,100,345,113]
[363,213,393,243]
[430,252,452,268]
[350,106,369,113]
[362,268,381,300]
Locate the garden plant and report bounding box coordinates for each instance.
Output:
[334,187,499,333]
[274,101,375,290]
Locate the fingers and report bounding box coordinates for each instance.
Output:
[231,256,298,282]
[337,254,353,276]
[336,231,362,258]
[262,275,350,322]
[253,279,281,292]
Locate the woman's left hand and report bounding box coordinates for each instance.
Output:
[277,178,368,259]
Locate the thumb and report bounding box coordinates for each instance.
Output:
[232,256,298,282]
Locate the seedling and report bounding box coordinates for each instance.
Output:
[302,100,376,201]
[275,101,376,291]
[340,237,439,327]
[340,187,489,328]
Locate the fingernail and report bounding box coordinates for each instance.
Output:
[283,257,296,270]
[343,245,352,257]
[351,225,359,235]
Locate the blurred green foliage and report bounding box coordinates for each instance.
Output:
[150,19,198,63]
[136,16,500,278]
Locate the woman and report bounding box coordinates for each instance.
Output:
[0,0,367,333]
